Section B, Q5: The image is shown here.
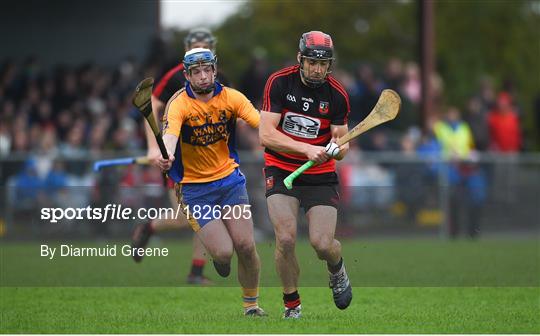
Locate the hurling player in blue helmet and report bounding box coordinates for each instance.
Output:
[131,28,228,286]
[157,47,265,316]
[182,48,217,94]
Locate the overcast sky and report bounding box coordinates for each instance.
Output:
[160,0,246,30]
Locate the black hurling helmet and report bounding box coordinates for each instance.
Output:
[298,31,335,88]
[184,27,217,52]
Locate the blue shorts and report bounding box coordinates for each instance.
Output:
[175,168,250,231]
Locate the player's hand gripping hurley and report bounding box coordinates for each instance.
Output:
[283,89,401,190]
[132,77,170,176]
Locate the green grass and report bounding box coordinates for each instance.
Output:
[1,238,539,333]
[1,287,539,333]
[1,238,538,286]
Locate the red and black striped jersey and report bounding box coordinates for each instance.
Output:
[153,63,231,103]
[262,65,350,174]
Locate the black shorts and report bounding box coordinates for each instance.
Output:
[263,166,340,212]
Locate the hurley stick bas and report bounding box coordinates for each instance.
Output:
[132,77,171,184]
[132,77,169,161]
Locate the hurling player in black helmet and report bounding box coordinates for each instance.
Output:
[184,27,217,52]
[297,30,335,88]
[259,30,353,318]
[130,27,228,286]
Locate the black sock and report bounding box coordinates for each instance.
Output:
[328,257,343,274]
[283,290,301,309]
[213,260,230,277]
[190,260,205,277]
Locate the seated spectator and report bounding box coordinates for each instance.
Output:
[13,159,42,207]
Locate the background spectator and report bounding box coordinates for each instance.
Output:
[488,92,522,153]
[433,107,486,239]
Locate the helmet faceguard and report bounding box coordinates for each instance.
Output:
[298,31,335,88]
[184,27,217,52]
[183,48,217,94]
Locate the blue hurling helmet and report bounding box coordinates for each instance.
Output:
[183,48,217,72]
[183,48,217,94]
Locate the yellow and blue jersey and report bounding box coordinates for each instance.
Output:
[163,82,260,184]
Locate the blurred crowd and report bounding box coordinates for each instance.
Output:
[0,56,154,157]
[0,49,532,238]
[0,53,528,159]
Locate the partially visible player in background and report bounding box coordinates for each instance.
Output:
[259,31,353,318]
[157,48,265,316]
[131,28,228,285]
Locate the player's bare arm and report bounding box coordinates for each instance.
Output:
[157,133,177,171]
[259,110,330,164]
[329,124,349,161]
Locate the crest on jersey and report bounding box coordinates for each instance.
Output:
[319,101,329,114]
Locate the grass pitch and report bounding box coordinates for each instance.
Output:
[1,238,539,333]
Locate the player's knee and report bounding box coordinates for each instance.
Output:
[235,239,256,257]
[276,233,296,253]
[310,236,333,258]
[212,247,233,264]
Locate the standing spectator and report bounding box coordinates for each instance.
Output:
[465,96,490,151]
[502,78,523,117]
[477,76,496,113]
[383,58,404,92]
[401,62,421,105]
[434,107,474,159]
[487,92,523,204]
[433,107,486,239]
[488,92,522,152]
[354,64,382,124]
[416,127,444,210]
